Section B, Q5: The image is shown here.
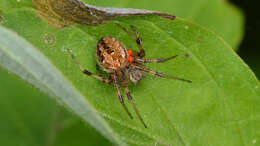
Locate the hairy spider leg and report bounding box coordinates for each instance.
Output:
[67,49,111,84]
[112,74,134,119]
[134,65,192,83]
[135,55,178,63]
[122,81,148,128]
[116,23,145,58]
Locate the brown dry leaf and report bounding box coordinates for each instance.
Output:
[32,0,175,28]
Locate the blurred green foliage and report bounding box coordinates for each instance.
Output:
[0,68,112,146]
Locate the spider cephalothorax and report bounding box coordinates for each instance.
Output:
[67,24,191,128]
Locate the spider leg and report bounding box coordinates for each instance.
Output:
[116,23,145,58]
[134,65,192,83]
[67,49,111,84]
[112,74,133,119]
[135,55,178,63]
[122,81,147,128]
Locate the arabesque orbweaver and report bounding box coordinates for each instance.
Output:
[67,23,191,128]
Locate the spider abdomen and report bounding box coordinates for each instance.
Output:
[96,37,128,72]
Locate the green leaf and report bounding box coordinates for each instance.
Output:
[0,68,113,146]
[1,1,259,146]
[84,0,244,49]
[0,26,125,145]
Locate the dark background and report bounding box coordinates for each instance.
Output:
[231,0,260,78]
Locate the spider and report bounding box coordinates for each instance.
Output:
[67,24,192,128]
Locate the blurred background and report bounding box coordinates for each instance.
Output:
[231,0,260,78]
